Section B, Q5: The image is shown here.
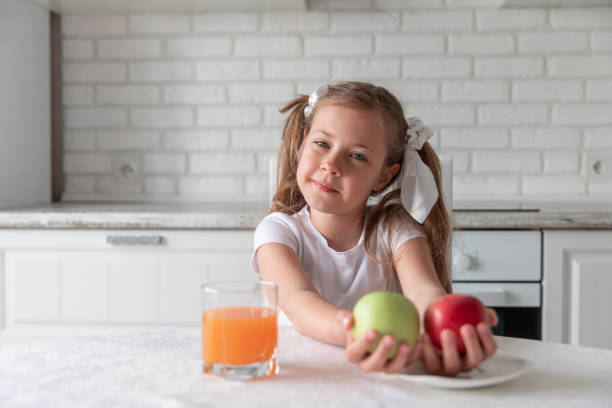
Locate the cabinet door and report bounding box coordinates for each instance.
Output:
[543,230,612,350]
[159,253,255,324]
[566,253,612,349]
[4,250,255,327]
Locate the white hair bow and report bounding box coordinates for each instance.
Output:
[399,118,439,224]
[304,85,328,118]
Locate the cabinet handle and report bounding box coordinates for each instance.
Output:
[456,288,507,306]
[106,235,164,246]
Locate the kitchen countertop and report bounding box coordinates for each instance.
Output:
[0,200,611,230]
[0,326,610,407]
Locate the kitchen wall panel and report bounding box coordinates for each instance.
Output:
[0,0,51,208]
[58,5,612,203]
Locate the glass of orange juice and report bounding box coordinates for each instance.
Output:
[201,280,278,380]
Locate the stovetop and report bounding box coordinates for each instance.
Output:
[453,199,612,213]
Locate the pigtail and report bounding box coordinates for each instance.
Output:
[418,144,453,293]
[363,143,453,295]
[270,95,310,215]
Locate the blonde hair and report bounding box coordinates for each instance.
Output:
[270,81,452,293]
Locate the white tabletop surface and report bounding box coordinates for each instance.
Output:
[1,327,611,407]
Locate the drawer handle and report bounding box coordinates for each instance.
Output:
[106,235,164,246]
[457,288,507,306]
[453,250,475,271]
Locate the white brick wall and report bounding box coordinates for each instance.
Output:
[61,6,612,203]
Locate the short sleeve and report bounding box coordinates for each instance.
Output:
[380,210,427,255]
[251,213,299,275]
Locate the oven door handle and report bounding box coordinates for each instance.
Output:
[456,287,507,306]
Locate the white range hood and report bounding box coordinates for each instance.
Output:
[29,0,612,14]
[503,0,612,6]
[29,0,307,14]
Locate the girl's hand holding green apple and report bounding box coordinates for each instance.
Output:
[337,291,424,374]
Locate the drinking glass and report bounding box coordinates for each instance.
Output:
[201,280,278,380]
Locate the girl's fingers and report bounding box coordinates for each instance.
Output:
[383,342,412,374]
[407,338,424,366]
[359,335,396,372]
[419,324,499,376]
[336,310,353,330]
[460,324,485,371]
[487,308,499,327]
[346,330,354,348]
[402,338,425,374]
[440,329,462,376]
[420,334,443,375]
[336,310,355,347]
[345,329,378,364]
[476,322,498,357]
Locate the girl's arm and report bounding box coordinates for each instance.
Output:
[393,237,446,319]
[256,242,347,345]
[394,237,498,376]
[258,241,423,373]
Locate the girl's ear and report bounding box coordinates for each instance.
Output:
[374,163,400,192]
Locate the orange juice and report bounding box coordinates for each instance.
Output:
[202,306,277,366]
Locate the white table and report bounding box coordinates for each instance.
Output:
[1,327,611,407]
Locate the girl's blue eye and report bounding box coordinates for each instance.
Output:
[352,152,366,161]
[315,141,329,148]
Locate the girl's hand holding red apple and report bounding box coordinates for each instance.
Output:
[421,294,499,376]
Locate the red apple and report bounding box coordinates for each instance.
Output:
[424,294,488,354]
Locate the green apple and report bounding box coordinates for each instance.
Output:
[352,291,420,359]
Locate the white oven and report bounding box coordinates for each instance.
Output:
[452,230,542,340]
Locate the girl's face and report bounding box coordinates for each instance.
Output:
[297,103,400,218]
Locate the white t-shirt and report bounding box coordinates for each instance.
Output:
[251,206,425,313]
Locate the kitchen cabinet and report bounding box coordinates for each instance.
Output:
[3,220,612,350]
[0,0,51,208]
[543,230,612,350]
[0,229,255,341]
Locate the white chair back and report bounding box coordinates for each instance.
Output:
[269,156,278,206]
[439,154,453,216]
[439,154,453,282]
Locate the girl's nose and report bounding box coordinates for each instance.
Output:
[320,155,342,176]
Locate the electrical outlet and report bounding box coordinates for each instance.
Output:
[586,152,612,180]
[112,155,142,184]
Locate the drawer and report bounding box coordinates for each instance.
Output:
[452,230,541,281]
[452,282,541,308]
[4,250,256,326]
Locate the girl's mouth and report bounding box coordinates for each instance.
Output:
[313,180,338,193]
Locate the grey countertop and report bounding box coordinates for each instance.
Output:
[0,200,611,230]
[0,202,268,230]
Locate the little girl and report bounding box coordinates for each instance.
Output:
[252,82,497,375]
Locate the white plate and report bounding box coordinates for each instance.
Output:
[389,351,530,389]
